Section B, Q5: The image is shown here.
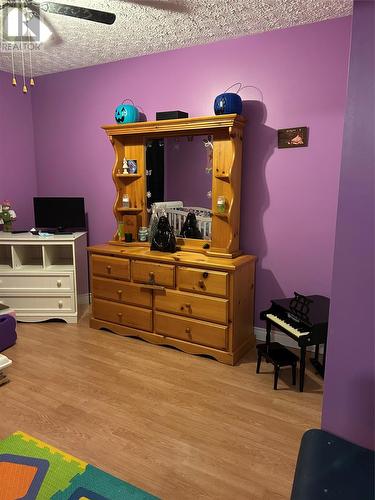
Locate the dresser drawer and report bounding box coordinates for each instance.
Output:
[155,312,227,350]
[92,298,152,332]
[177,267,229,298]
[92,254,130,281]
[0,273,74,292]
[92,277,152,308]
[132,260,175,288]
[0,294,75,313]
[154,289,228,325]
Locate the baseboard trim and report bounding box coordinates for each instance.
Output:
[78,293,90,305]
[254,326,323,353]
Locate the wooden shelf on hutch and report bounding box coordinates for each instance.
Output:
[115,174,142,179]
[117,208,143,213]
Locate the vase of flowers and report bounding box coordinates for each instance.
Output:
[0,201,16,232]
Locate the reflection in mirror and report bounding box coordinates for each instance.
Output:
[146,135,213,240]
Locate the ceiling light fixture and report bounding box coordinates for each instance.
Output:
[1,0,116,91]
[3,4,51,93]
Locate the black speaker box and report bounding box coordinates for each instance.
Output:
[156,111,189,121]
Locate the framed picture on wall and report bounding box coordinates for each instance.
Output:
[278,127,309,148]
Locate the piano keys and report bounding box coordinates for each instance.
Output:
[265,314,310,338]
[260,293,330,392]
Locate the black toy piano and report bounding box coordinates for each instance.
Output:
[260,293,330,392]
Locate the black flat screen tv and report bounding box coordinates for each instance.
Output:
[33,197,86,231]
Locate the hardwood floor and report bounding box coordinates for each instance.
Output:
[0,308,323,499]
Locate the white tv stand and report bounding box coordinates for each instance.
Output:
[0,232,88,323]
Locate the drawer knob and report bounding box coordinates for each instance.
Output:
[185,303,192,313]
[202,272,209,279]
[117,312,123,320]
[58,300,63,308]
[148,272,155,284]
[106,265,112,273]
[198,280,205,289]
[117,289,123,296]
[185,327,191,334]
[56,280,62,288]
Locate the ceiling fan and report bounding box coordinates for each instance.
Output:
[0,0,186,92]
[0,1,117,93]
[0,0,187,25]
[0,1,116,24]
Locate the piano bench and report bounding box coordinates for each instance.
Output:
[256,342,299,390]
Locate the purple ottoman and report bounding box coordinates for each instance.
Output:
[0,315,17,352]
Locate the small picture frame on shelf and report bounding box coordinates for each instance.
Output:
[127,159,138,174]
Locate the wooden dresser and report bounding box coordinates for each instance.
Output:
[89,245,255,365]
[89,114,256,364]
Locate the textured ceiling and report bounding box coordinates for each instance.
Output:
[0,0,352,76]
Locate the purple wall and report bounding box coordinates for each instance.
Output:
[164,136,211,208]
[322,1,374,450]
[0,71,37,229]
[30,17,351,323]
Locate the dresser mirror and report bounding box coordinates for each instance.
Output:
[146,134,213,240]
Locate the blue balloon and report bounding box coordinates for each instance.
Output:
[115,103,139,124]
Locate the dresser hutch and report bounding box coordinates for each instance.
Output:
[88,114,256,364]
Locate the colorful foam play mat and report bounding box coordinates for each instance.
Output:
[0,431,159,500]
